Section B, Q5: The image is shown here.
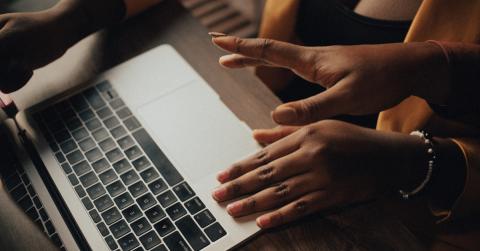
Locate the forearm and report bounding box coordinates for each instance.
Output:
[0,183,58,250]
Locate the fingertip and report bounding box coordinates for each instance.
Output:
[272,105,297,125]
[256,216,271,229]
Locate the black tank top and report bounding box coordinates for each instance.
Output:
[278,0,412,128]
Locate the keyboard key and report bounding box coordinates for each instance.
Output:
[87,183,106,200]
[116,107,132,119]
[105,235,118,250]
[106,180,125,197]
[66,117,82,131]
[96,107,113,119]
[79,171,98,187]
[117,136,135,150]
[101,89,118,101]
[102,207,122,225]
[89,209,101,223]
[79,109,95,121]
[125,146,141,160]
[194,210,215,228]
[103,116,120,129]
[4,173,21,191]
[123,205,142,222]
[55,152,66,163]
[68,174,80,186]
[164,231,191,251]
[148,179,167,195]
[49,120,65,133]
[118,233,140,251]
[66,150,84,164]
[92,128,109,142]
[136,193,156,210]
[139,230,161,250]
[140,168,160,184]
[166,203,187,221]
[75,185,87,198]
[72,128,89,141]
[25,207,38,220]
[106,148,123,163]
[184,197,205,215]
[54,130,70,143]
[78,137,96,151]
[84,88,106,110]
[99,137,116,152]
[72,161,91,176]
[33,196,42,208]
[133,129,183,186]
[92,158,109,173]
[157,190,177,208]
[145,205,166,223]
[97,222,109,236]
[60,140,77,154]
[154,218,175,237]
[61,108,77,121]
[110,98,125,110]
[111,126,127,139]
[132,156,150,171]
[176,216,210,250]
[45,220,55,235]
[39,208,48,221]
[114,192,134,210]
[110,219,130,238]
[121,170,139,186]
[94,194,114,212]
[96,80,112,92]
[128,182,147,198]
[113,158,132,174]
[85,147,103,162]
[151,245,168,251]
[70,94,89,112]
[10,184,27,200]
[124,117,141,131]
[173,182,195,202]
[18,196,33,211]
[85,118,102,131]
[131,217,151,236]
[205,222,226,242]
[100,169,118,185]
[82,197,94,210]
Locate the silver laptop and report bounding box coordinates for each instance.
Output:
[0,45,262,251]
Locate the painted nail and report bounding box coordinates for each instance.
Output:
[257,215,271,228]
[208,32,227,38]
[272,106,297,124]
[226,201,242,215]
[212,187,227,201]
[217,170,229,183]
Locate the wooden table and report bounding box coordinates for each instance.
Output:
[3,1,477,250]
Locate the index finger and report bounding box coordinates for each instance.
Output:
[212,36,305,70]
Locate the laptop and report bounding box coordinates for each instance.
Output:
[0,44,262,251]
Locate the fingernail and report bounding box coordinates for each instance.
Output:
[226,201,242,215]
[272,106,297,124]
[217,170,229,183]
[257,216,271,228]
[208,32,227,38]
[212,187,227,201]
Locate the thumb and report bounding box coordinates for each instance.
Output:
[272,85,349,125]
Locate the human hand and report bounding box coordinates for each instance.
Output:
[212,36,449,125]
[0,7,84,93]
[212,120,425,228]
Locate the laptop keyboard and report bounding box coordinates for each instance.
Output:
[0,131,65,250]
[34,81,226,251]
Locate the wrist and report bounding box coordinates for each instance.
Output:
[410,42,451,105]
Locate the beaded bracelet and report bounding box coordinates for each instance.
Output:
[399,130,437,200]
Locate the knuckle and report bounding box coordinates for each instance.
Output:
[233,37,242,53]
[293,200,309,215]
[257,165,275,184]
[253,149,271,166]
[228,163,242,178]
[244,197,257,211]
[274,182,291,199]
[300,98,322,122]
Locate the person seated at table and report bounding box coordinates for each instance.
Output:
[0,1,478,249]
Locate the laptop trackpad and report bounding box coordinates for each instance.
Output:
[136,80,259,183]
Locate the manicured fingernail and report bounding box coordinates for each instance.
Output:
[212,187,227,201]
[208,32,227,38]
[226,201,242,215]
[272,106,297,124]
[217,170,229,183]
[257,216,271,228]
